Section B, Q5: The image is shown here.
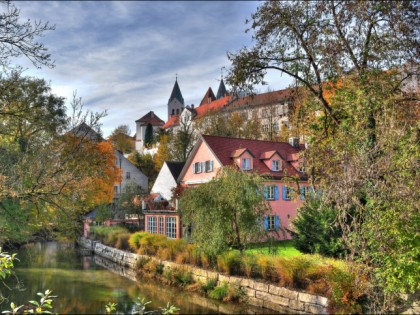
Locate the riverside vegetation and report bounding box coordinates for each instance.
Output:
[89,226,371,314]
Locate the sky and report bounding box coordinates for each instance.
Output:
[13,1,293,137]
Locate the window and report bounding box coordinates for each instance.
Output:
[264,185,279,200]
[205,160,213,172]
[193,162,202,174]
[147,216,157,234]
[299,161,306,173]
[176,108,179,115]
[126,172,131,179]
[166,217,177,239]
[241,158,251,170]
[282,186,292,200]
[158,216,164,234]
[114,186,118,193]
[300,186,314,200]
[272,160,280,172]
[273,122,279,132]
[264,215,280,231]
[172,109,175,115]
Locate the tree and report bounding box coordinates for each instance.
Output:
[0,1,55,69]
[153,134,172,172]
[116,182,146,228]
[128,151,157,191]
[227,0,419,127]
[0,76,121,244]
[179,166,270,256]
[290,196,347,258]
[109,124,134,154]
[144,123,154,148]
[170,119,196,162]
[195,110,262,140]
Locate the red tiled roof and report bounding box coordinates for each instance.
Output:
[194,95,231,119]
[199,87,216,106]
[202,135,305,179]
[229,88,293,108]
[162,115,180,129]
[135,111,165,125]
[259,150,278,160]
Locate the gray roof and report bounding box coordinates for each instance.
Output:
[216,78,227,99]
[166,161,185,179]
[169,79,184,105]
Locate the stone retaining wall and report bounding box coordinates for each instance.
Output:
[78,237,328,314]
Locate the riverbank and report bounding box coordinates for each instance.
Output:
[78,237,329,314]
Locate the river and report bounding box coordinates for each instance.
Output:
[1,242,273,314]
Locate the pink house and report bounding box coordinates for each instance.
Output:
[177,135,309,240]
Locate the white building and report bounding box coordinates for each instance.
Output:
[135,111,165,152]
[150,161,185,201]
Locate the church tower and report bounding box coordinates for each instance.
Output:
[168,77,185,120]
[216,77,227,99]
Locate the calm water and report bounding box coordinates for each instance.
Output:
[1,242,273,314]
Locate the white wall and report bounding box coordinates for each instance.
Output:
[150,162,177,201]
[114,150,148,197]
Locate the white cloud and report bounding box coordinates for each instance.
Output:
[12,1,291,137]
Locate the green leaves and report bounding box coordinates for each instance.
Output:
[179,166,270,256]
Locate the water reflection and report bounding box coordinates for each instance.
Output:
[2,242,275,314]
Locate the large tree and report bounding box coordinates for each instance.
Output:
[0,1,55,69]
[0,73,121,243]
[227,1,419,310]
[227,0,419,126]
[109,124,134,154]
[179,166,270,256]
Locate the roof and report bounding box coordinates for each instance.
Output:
[162,114,180,129]
[199,87,216,106]
[169,79,184,105]
[68,122,103,141]
[135,111,165,125]
[165,161,185,179]
[201,135,305,179]
[229,88,293,109]
[194,95,232,119]
[230,148,255,158]
[216,78,227,99]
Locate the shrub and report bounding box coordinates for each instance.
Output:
[256,255,275,280]
[172,267,194,287]
[136,256,151,270]
[217,250,241,275]
[291,197,348,258]
[143,259,164,276]
[90,225,129,246]
[201,278,218,294]
[115,232,131,250]
[128,232,148,251]
[209,282,229,300]
[274,255,318,289]
[138,233,167,255]
[241,254,257,278]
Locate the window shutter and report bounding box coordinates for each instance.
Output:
[300,186,305,200]
[282,186,287,200]
[275,216,280,230]
[263,216,269,230]
[272,160,275,171]
[274,185,279,200]
[209,160,213,171]
[192,163,196,174]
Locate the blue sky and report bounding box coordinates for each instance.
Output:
[15,1,293,137]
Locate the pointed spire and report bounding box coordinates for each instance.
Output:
[216,75,227,99]
[169,76,184,105]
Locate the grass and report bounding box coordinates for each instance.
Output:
[245,240,302,257]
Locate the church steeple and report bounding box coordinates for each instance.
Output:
[169,77,184,105]
[216,76,227,99]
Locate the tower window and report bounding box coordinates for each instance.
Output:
[176,108,179,115]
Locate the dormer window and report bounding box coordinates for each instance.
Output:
[242,158,251,170]
[272,160,280,172]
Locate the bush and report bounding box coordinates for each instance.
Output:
[90,225,129,246]
[201,278,218,294]
[217,250,241,275]
[172,267,194,287]
[241,254,257,278]
[209,282,229,300]
[138,233,167,255]
[128,231,148,251]
[274,255,317,289]
[115,232,131,250]
[256,255,275,280]
[291,197,348,258]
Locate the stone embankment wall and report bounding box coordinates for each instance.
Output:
[78,237,328,314]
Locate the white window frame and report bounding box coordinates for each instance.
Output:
[265,185,275,200]
[147,216,157,234]
[241,158,251,170]
[267,215,276,231]
[158,216,164,235]
[205,160,213,172]
[165,217,177,239]
[272,160,280,172]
